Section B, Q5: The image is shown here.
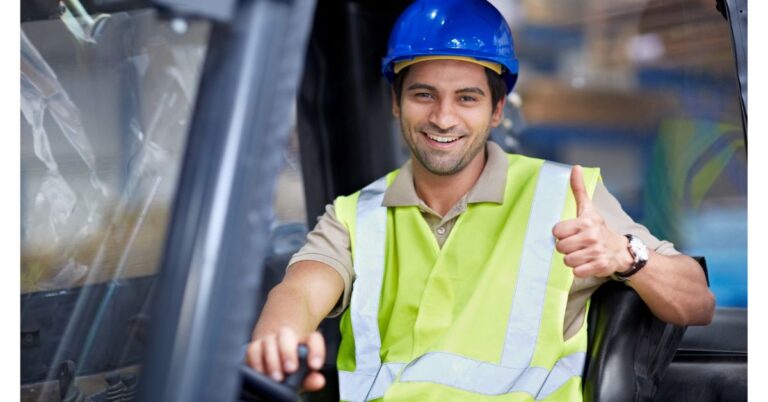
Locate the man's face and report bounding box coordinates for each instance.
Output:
[393,59,504,176]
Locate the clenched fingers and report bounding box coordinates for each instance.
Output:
[277,327,299,373]
[305,331,326,370]
[247,329,327,391]
[246,340,264,373]
[555,234,591,255]
[552,217,600,239]
[552,219,581,240]
[562,248,596,268]
[303,371,326,391]
[572,261,604,278]
[262,334,283,381]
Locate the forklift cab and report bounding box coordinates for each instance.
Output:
[20,0,747,401]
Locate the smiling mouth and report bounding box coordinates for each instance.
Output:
[424,132,462,144]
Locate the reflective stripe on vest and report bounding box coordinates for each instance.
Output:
[339,362,406,401]
[339,161,581,401]
[501,161,571,368]
[342,176,389,401]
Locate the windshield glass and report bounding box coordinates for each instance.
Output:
[20,5,209,400]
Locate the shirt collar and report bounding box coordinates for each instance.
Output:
[382,141,509,207]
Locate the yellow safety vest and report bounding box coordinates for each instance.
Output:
[333,154,600,402]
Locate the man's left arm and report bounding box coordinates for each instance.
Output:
[622,251,714,326]
[553,166,715,327]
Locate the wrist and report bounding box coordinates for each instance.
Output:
[612,234,649,281]
[615,234,635,272]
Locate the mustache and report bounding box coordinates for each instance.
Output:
[416,122,467,137]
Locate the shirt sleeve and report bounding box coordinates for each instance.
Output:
[287,203,354,317]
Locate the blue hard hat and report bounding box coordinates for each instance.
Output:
[382,0,519,93]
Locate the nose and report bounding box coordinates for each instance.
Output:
[428,97,459,131]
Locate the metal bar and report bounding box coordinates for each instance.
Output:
[721,0,748,152]
[151,0,237,23]
[137,0,317,401]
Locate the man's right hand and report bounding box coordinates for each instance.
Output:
[247,260,345,392]
[245,327,327,391]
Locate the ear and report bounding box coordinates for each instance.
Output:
[490,96,506,128]
[391,87,401,118]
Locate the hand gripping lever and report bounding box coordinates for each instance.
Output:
[239,344,311,402]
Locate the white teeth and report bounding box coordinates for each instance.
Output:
[426,134,459,143]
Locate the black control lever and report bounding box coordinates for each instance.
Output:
[58,360,85,402]
[239,344,311,402]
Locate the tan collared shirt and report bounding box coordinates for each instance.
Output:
[288,142,679,340]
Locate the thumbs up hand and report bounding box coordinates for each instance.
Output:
[552,166,634,278]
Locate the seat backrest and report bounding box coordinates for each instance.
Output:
[582,257,708,402]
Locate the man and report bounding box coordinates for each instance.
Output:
[246,0,714,400]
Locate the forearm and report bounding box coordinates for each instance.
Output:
[252,260,344,340]
[627,252,715,326]
[253,283,323,339]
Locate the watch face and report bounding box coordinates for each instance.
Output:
[630,237,649,261]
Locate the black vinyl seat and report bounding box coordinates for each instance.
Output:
[583,257,709,402]
[583,280,685,401]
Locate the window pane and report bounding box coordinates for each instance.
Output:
[20,7,209,400]
[271,119,308,254]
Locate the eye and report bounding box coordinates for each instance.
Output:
[414,92,434,99]
[459,95,477,103]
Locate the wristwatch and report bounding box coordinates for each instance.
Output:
[611,234,649,281]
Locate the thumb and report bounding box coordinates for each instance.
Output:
[570,165,592,216]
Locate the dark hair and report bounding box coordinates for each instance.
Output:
[392,65,507,112]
